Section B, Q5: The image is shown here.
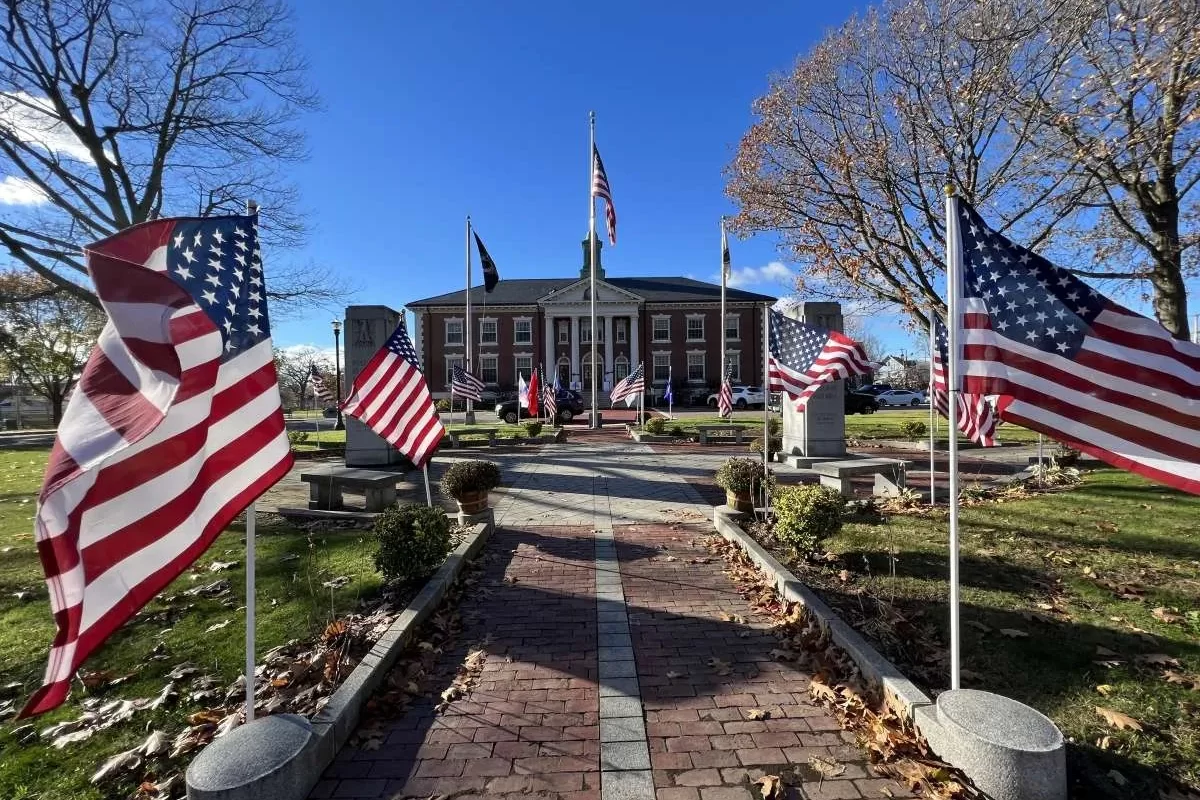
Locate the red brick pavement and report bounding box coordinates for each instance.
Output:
[615,525,914,800]
[310,526,601,799]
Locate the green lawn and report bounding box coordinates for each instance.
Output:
[843,408,1041,443]
[656,415,767,435]
[0,449,381,800]
[789,470,1200,795]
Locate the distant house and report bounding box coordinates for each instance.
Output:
[875,356,930,389]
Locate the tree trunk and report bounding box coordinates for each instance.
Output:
[1147,196,1191,341]
[51,395,64,425]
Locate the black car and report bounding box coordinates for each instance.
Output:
[845,391,879,414]
[494,389,586,424]
[856,383,893,396]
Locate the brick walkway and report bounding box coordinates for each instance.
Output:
[309,441,913,800]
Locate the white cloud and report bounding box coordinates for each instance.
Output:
[0,175,46,205]
[725,261,793,289]
[0,92,96,163]
[279,343,337,364]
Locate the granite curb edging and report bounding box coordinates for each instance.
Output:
[185,513,495,800]
[710,506,933,720]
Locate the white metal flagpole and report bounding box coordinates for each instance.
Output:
[944,184,962,691]
[244,198,258,723]
[762,305,771,508]
[668,366,673,420]
[589,112,599,428]
[465,216,475,425]
[423,465,433,507]
[928,318,936,506]
[720,217,727,422]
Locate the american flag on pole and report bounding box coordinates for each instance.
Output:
[450,365,484,402]
[953,199,1200,494]
[610,362,644,407]
[311,364,333,403]
[592,145,617,246]
[932,318,999,447]
[341,318,445,468]
[766,309,872,410]
[23,214,292,716]
[545,372,559,421]
[717,370,734,418]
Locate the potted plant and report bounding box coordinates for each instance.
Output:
[440,460,501,514]
[714,457,772,514]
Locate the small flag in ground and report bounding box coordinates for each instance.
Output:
[473,232,499,293]
[717,370,734,418]
[610,362,644,407]
[24,214,292,717]
[545,371,559,420]
[341,317,444,468]
[311,364,333,403]
[451,364,484,402]
[664,367,674,406]
[953,198,1200,494]
[767,309,873,409]
[931,318,998,447]
[526,369,540,416]
[592,145,617,246]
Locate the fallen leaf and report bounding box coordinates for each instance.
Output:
[90,749,141,784]
[837,569,851,583]
[810,756,847,778]
[208,560,238,572]
[204,619,232,633]
[999,628,1028,638]
[1094,659,1124,669]
[810,679,838,703]
[1095,706,1143,732]
[502,575,518,584]
[753,774,783,800]
[1035,602,1055,611]
[322,576,351,589]
[1108,770,1128,787]
[1136,653,1181,668]
[1095,521,1120,533]
[769,648,797,661]
[706,657,732,676]
[965,620,992,633]
[665,670,682,679]
[747,708,770,720]
[1095,646,1120,657]
[1095,684,1115,696]
[1152,607,1184,624]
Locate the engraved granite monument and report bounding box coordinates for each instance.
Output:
[780,302,846,459]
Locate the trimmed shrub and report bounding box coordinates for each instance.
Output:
[439,459,502,499]
[435,397,451,413]
[287,430,309,447]
[715,457,771,495]
[524,421,543,437]
[773,485,845,558]
[644,416,666,435]
[899,420,927,439]
[373,504,452,583]
[670,425,684,438]
[767,417,782,437]
[1052,443,1080,467]
[748,436,782,457]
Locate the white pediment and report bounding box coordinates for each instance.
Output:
[539,279,643,306]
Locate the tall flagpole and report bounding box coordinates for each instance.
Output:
[244,199,258,723]
[720,218,727,417]
[762,305,770,509]
[928,318,936,506]
[465,216,475,425]
[589,112,599,428]
[945,185,962,691]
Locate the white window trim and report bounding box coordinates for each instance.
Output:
[686,349,706,383]
[445,354,464,386]
[514,352,534,380]
[651,314,671,343]
[685,313,705,343]
[580,317,605,344]
[478,317,498,345]
[613,354,630,382]
[725,350,741,381]
[651,350,671,383]
[479,354,499,385]
[513,316,533,345]
[615,319,628,343]
[724,313,740,341]
[444,317,464,347]
[557,320,570,344]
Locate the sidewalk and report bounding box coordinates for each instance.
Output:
[309,441,913,800]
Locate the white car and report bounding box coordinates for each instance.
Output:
[707,385,766,409]
[874,389,927,407]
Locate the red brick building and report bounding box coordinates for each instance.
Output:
[408,237,776,401]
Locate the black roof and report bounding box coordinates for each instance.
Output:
[408,276,775,307]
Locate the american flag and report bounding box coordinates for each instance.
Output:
[610,362,644,407]
[592,144,617,246]
[23,214,292,716]
[717,370,734,418]
[767,309,872,409]
[451,364,484,402]
[953,199,1200,494]
[545,371,559,421]
[931,318,998,447]
[341,318,445,468]
[311,364,334,403]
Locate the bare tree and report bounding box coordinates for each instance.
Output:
[1009,0,1200,339]
[0,0,349,314]
[273,345,330,410]
[0,270,104,421]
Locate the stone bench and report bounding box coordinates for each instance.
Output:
[446,427,500,448]
[809,458,908,498]
[695,424,747,445]
[300,467,406,512]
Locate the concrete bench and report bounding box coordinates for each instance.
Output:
[809,458,908,498]
[695,424,747,445]
[446,427,500,448]
[300,467,406,512]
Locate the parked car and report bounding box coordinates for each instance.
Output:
[874,389,926,407]
[856,383,893,396]
[706,385,766,409]
[494,389,585,424]
[844,392,879,415]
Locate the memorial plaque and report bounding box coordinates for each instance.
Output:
[781,302,847,458]
[345,305,404,467]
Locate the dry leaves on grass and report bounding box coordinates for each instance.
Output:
[1095,706,1144,732]
[1152,607,1185,625]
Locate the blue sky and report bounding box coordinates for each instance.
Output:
[275,1,877,351]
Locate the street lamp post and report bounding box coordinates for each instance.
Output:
[332,319,345,430]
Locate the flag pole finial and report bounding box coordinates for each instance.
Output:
[944,184,956,197]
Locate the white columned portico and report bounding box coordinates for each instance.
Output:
[630,314,640,369]
[543,315,554,378]
[570,315,581,385]
[603,316,613,388]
